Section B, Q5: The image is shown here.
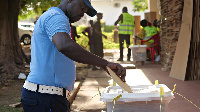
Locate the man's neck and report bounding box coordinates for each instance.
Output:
[57,1,68,16]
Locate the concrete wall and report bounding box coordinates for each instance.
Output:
[73,0,150,26]
[148,0,160,19]
[89,0,149,25]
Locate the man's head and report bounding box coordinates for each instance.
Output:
[122,7,128,13]
[89,20,93,26]
[148,22,152,26]
[153,19,158,27]
[140,19,148,27]
[60,0,97,23]
[97,13,103,20]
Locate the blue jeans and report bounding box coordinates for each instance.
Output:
[21,87,70,112]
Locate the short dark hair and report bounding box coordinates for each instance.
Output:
[89,20,93,24]
[122,7,128,12]
[153,19,158,27]
[140,19,148,27]
[148,22,152,26]
[97,13,102,15]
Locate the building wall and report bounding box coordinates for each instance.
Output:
[148,0,160,19]
[90,0,149,25]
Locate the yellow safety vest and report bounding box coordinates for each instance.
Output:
[144,26,157,37]
[143,26,157,43]
[150,26,158,36]
[157,27,160,32]
[118,13,135,35]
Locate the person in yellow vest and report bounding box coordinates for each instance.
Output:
[114,7,135,61]
[136,19,158,61]
[137,19,157,47]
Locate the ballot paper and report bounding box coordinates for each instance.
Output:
[107,67,133,93]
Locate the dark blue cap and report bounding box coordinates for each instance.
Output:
[83,0,97,17]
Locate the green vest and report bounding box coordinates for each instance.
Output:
[144,26,157,36]
[143,26,158,43]
[150,26,158,36]
[157,27,160,32]
[118,13,135,35]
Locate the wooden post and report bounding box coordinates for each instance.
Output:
[169,0,193,80]
[145,12,157,24]
[133,16,141,45]
[149,0,160,19]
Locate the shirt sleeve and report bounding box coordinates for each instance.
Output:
[44,14,71,41]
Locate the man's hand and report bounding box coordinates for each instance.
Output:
[103,34,107,39]
[135,35,143,40]
[105,62,126,82]
[77,35,80,38]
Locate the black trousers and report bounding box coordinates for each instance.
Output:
[119,34,131,59]
[21,87,70,112]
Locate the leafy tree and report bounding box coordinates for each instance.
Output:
[19,0,61,20]
[0,0,61,84]
[132,0,148,12]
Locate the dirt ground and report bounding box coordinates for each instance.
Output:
[0,79,24,112]
[0,46,30,112]
[0,79,24,106]
[0,45,31,105]
[0,45,89,112]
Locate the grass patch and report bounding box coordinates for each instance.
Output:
[73,27,135,50]
[0,105,23,112]
[76,32,120,50]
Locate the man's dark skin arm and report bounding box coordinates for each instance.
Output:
[114,14,123,26]
[52,32,126,81]
[82,31,88,37]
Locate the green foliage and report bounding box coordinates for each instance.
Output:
[103,39,119,49]
[75,32,135,50]
[76,34,89,50]
[103,32,119,49]
[76,25,87,34]
[75,32,119,50]
[132,0,148,12]
[104,25,115,32]
[18,10,37,20]
[19,0,61,20]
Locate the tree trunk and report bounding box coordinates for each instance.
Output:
[0,0,28,83]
